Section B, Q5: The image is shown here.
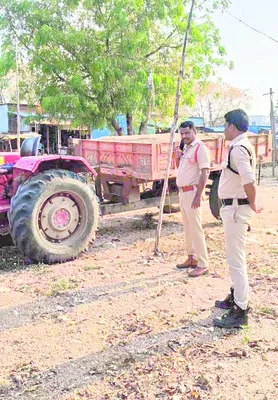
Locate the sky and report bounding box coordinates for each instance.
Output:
[212,0,278,115]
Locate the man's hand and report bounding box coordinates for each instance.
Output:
[175,146,183,168]
[191,194,201,209]
[175,146,183,160]
[244,182,263,213]
[249,202,263,213]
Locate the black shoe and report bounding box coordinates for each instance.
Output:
[213,304,248,328]
[215,287,234,309]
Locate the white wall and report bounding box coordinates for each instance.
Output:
[249,115,270,126]
[0,104,9,132]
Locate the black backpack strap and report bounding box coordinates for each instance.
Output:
[227,145,252,175]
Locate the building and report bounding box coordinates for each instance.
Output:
[187,117,205,127]
[0,103,88,154]
[92,115,128,138]
[0,103,36,133]
[248,125,271,134]
[249,115,270,126]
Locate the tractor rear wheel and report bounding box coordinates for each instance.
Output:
[8,169,99,264]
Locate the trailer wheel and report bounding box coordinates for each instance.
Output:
[209,175,222,220]
[8,169,99,264]
[152,179,180,214]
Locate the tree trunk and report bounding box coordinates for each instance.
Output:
[111,119,123,136]
[139,74,154,135]
[139,100,152,135]
[139,82,154,135]
[126,113,133,135]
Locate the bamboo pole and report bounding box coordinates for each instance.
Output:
[154,0,196,254]
[15,40,21,152]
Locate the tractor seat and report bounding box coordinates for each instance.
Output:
[0,137,41,175]
[20,136,41,157]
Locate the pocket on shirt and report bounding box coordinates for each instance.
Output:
[184,154,197,165]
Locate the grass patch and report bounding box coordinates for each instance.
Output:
[84,265,102,271]
[0,246,25,272]
[0,377,10,389]
[17,285,31,293]
[97,225,118,235]
[132,213,156,230]
[257,307,277,317]
[242,335,250,344]
[268,248,278,255]
[188,310,200,316]
[30,263,52,275]
[261,267,272,274]
[47,277,79,296]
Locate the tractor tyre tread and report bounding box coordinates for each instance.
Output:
[8,169,98,264]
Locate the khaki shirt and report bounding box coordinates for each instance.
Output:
[176,139,210,187]
[218,133,256,199]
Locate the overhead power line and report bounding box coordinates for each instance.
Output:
[225,10,278,44]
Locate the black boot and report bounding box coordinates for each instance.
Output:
[213,304,248,328]
[215,287,234,309]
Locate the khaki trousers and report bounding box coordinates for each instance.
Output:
[220,202,253,310]
[179,189,208,269]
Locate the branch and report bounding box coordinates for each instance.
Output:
[59,43,93,81]
[145,27,180,58]
[6,17,97,102]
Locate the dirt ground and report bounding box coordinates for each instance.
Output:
[0,169,277,400]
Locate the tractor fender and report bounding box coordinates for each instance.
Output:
[12,155,97,193]
[14,155,97,175]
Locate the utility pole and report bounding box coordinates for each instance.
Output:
[15,40,21,152]
[208,101,213,126]
[263,88,276,177]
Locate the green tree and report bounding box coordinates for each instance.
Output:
[0,0,230,133]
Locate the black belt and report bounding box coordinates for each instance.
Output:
[221,198,249,206]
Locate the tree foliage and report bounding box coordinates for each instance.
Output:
[188,81,250,126]
[0,0,230,130]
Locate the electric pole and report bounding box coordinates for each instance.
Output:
[208,101,213,126]
[263,88,276,177]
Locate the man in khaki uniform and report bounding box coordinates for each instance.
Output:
[214,109,262,328]
[175,121,210,277]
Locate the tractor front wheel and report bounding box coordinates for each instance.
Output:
[8,169,99,264]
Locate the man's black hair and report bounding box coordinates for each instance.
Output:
[179,120,195,129]
[224,109,249,132]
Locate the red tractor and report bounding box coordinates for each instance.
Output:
[0,137,99,263]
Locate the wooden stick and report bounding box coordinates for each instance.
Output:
[15,40,21,152]
[154,0,196,254]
